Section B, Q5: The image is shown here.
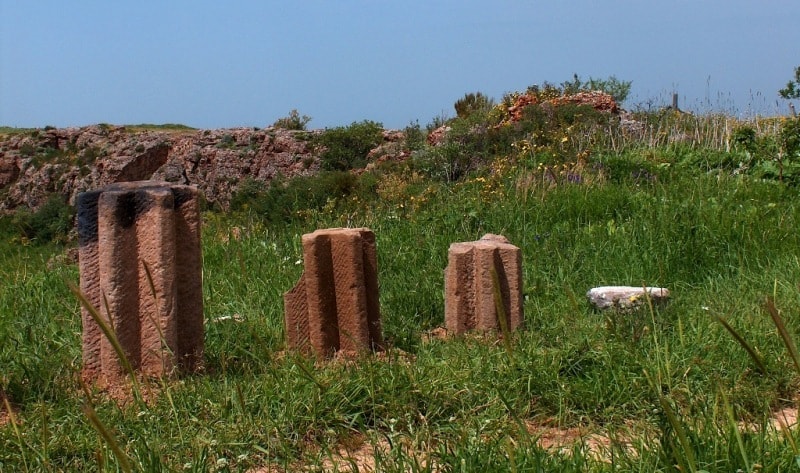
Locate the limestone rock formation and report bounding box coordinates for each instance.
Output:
[0,125,415,214]
[505,91,620,123]
[0,125,321,213]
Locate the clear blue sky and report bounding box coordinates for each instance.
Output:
[2,1,799,130]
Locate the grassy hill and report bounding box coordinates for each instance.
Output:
[3,87,800,470]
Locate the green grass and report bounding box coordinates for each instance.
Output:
[5,120,800,470]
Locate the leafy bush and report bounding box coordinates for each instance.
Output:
[732,125,757,152]
[316,120,384,171]
[779,66,800,100]
[413,107,515,181]
[403,120,425,152]
[230,171,376,222]
[780,116,800,158]
[19,143,36,157]
[229,177,268,212]
[726,120,800,183]
[12,194,75,243]
[454,92,495,119]
[217,134,235,149]
[78,146,103,166]
[272,109,312,131]
[560,73,632,104]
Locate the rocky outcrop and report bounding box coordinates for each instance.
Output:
[0,125,329,212]
[504,90,620,124]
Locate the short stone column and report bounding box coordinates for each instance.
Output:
[284,228,383,358]
[77,181,203,385]
[445,234,523,335]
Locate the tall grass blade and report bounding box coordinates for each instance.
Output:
[489,266,513,356]
[294,357,325,390]
[82,403,134,473]
[645,370,698,473]
[715,315,767,374]
[720,387,750,471]
[657,393,698,473]
[3,394,30,472]
[764,297,800,375]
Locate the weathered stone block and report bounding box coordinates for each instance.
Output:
[445,234,523,335]
[284,228,382,357]
[77,181,203,385]
[586,286,670,311]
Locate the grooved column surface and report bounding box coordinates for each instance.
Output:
[284,228,382,358]
[77,181,204,385]
[445,234,523,335]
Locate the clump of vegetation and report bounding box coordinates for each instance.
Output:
[230,171,376,222]
[560,73,633,104]
[779,65,800,101]
[454,92,495,119]
[272,109,312,131]
[19,143,36,157]
[315,120,384,171]
[413,79,618,182]
[217,133,236,149]
[11,194,75,243]
[402,120,425,152]
[125,123,196,133]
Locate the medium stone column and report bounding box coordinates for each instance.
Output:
[284,228,382,358]
[77,181,203,385]
[445,234,523,335]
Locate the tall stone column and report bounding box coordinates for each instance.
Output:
[77,181,203,385]
[284,228,382,358]
[445,234,523,335]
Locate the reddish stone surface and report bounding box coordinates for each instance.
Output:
[77,181,203,386]
[505,91,619,123]
[1,124,413,214]
[0,125,321,213]
[284,228,382,358]
[445,234,523,335]
[426,125,451,146]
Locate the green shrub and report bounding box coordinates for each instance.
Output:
[732,125,757,152]
[19,143,36,157]
[78,146,103,166]
[217,134,235,149]
[779,65,800,100]
[229,177,268,212]
[231,171,376,222]
[12,194,75,243]
[780,116,800,158]
[413,141,474,182]
[316,120,383,171]
[560,73,632,104]
[454,92,495,119]
[403,120,425,152]
[273,109,312,131]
